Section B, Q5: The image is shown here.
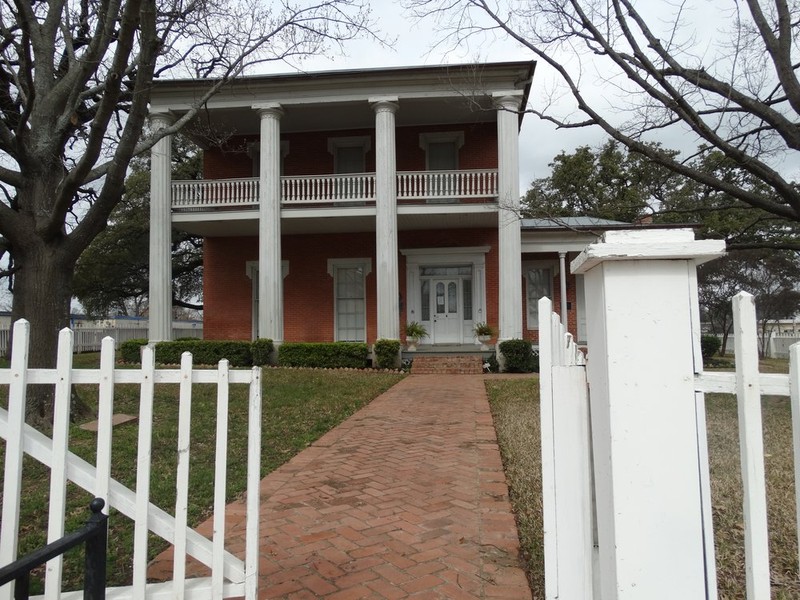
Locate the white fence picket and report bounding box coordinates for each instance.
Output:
[44,329,75,599]
[212,360,230,599]
[95,337,116,513]
[245,366,262,599]
[732,292,771,599]
[173,352,194,600]
[539,297,594,600]
[0,320,30,600]
[790,343,800,574]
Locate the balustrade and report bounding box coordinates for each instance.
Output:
[171,169,499,210]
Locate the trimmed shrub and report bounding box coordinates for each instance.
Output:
[278,342,370,369]
[373,339,401,369]
[485,352,500,373]
[251,338,275,366]
[156,340,253,367]
[701,335,722,363]
[120,338,148,363]
[499,339,538,373]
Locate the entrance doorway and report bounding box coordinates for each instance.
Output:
[430,279,462,344]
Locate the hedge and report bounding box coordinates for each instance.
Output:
[278,342,370,369]
[120,338,273,367]
[499,339,538,373]
[373,339,401,369]
[701,335,722,363]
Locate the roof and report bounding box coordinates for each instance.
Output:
[521,217,692,231]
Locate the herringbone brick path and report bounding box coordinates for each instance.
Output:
[148,374,531,599]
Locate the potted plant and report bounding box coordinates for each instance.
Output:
[405,321,428,351]
[473,322,495,351]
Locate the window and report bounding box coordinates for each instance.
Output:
[328,136,371,174]
[328,259,372,342]
[419,132,464,170]
[526,267,553,329]
[419,132,464,203]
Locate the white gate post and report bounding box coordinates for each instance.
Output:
[571,229,724,599]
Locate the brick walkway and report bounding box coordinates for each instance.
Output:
[148,374,532,599]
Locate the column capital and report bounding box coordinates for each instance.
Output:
[149,111,174,128]
[370,97,399,114]
[253,103,284,119]
[493,93,523,111]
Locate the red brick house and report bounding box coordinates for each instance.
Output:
[147,62,612,349]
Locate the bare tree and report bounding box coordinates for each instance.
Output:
[405,0,800,224]
[0,0,377,420]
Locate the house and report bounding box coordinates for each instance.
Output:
[146,61,650,349]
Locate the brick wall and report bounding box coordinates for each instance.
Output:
[202,122,497,179]
[203,227,500,343]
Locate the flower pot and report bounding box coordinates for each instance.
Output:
[478,335,491,351]
[407,337,419,352]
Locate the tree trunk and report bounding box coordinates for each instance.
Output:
[10,238,79,424]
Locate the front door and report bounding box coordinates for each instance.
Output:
[431,279,462,344]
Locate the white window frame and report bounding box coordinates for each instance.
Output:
[418,131,464,170]
[327,136,371,174]
[524,260,558,330]
[327,258,372,342]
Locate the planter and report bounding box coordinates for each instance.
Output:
[407,337,419,352]
[478,335,492,351]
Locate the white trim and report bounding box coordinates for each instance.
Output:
[401,246,490,258]
[326,257,372,277]
[327,258,371,342]
[419,131,464,150]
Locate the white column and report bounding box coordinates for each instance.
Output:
[496,94,522,341]
[559,251,568,327]
[148,113,173,342]
[572,229,725,599]
[255,104,284,342]
[371,97,399,340]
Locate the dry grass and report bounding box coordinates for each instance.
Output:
[487,358,799,599]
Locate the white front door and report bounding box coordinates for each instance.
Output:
[431,279,462,344]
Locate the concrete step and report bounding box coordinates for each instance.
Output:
[410,354,484,375]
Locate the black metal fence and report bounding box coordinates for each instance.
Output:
[0,499,108,599]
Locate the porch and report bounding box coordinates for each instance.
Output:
[171,169,499,211]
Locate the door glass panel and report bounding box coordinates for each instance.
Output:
[421,280,430,321]
[463,279,472,320]
[447,282,457,313]
[436,282,445,313]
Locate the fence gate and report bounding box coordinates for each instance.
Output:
[0,319,262,599]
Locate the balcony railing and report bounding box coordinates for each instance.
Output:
[172,169,498,210]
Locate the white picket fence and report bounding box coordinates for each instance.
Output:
[0,319,262,599]
[540,291,799,599]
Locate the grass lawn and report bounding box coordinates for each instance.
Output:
[487,357,798,599]
[0,354,404,593]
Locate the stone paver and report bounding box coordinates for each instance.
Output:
[148,374,532,599]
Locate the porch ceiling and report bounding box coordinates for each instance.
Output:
[179,96,497,142]
[172,206,499,237]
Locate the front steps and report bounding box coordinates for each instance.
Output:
[409,354,484,375]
